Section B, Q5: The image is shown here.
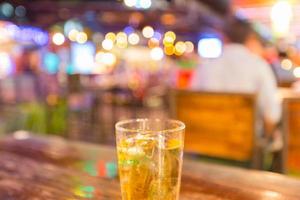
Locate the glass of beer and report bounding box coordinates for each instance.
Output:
[115,119,185,200]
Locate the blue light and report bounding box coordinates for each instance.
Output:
[44,52,60,74]
[15,26,48,46]
[64,19,83,36]
[153,31,162,40]
[5,24,20,38]
[0,3,14,18]
[124,26,134,35]
[15,5,26,17]
[138,0,152,9]
[198,37,222,58]
[34,31,49,46]
[71,42,95,74]
[66,64,75,74]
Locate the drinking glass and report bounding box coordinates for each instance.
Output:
[116,119,185,200]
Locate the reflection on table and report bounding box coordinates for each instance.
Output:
[0,134,300,200]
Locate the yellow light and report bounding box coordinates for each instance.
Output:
[68,29,79,42]
[271,1,293,37]
[116,32,127,42]
[163,36,174,46]
[142,26,154,38]
[124,0,137,7]
[148,38,159,48]
[164,45,175,56]
[95,51,117,66]
[116,41,128,48]
[128,33,140,45]
[175,41,186,55]
[164,31,176,41]
[281,59,293,70]
[76,32,88,44]
[105,32,116,42]
[293,67,300,78]
[52,33,65,45]
[150,47,164,61]
[116,32,127,48]
[185,41,194,53]
[102,39,114,50]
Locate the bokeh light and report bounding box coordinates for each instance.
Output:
[281,59,293,70]
[15,5,26,17]
[14,26,48,46]
[293,67,300,78]
[0,52,13,79]
[72,42,95,74]
[0,24,17,43]
[116,32,127,41]
[0,2,14,18]
[105,32,116,42]
[124,0,151,9]
[185,41,194,53]
[153,31,162,40]
[128,33,140,45]
[161,13,176,26]
[124,26,134,35]
[44,52,60,74]
[164,31,176,41]
[142,26,154,38]
[150,47,164,61]
[148,38,160,48]
[164,45,175,56]
[64,19,83,36]
[163,35,175,47]
[116,32,128,48]
[271,1,293,37]
[175,41,186,55]
[102,39,114,50]
[68,29,79,42]
[124,0,137,7]
[139,0,152,9]
[76,32,88,44]
[198,38,222,58]
[52,32,65,45]
[95,52,117,66]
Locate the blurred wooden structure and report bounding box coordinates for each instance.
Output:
[283,97,300,175]
[171,90,261,168]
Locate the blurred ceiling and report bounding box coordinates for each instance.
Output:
[5,0,224,37]
[196,0,230,15]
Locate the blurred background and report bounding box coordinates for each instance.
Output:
[0,0,300,172]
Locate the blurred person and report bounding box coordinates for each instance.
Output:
[191,18,281,146]
[15,49,42,102]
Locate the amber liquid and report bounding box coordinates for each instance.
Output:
[117,134,183,200]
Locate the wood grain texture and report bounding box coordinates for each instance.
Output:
[0,135,300,200]
[284,98,300,173]
[172,90,256,161]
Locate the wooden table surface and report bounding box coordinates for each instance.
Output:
[0,134,300,200]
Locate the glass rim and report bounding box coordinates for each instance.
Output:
[115,118,185,134]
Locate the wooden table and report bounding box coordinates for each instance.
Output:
[0,134,300,200]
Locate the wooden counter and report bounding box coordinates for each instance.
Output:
[0,135,300,200]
